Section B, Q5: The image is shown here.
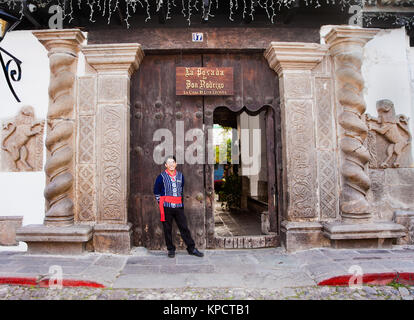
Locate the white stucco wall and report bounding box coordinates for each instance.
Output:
[409,46,414,141]
[362,27,414,162]
[0,30,49,227]
[0,30,86,230]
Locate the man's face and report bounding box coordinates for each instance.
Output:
[165,158,177,171]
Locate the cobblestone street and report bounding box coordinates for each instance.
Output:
[1,284,414,300]
[1,245,414,300]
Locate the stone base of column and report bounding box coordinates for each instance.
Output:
[93,223,132,254]
[15,224,93,255]
[281,221,330,253]
[322,221,406,249]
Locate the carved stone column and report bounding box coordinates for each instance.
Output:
[16,30,92,254]
[83,44,144,254]
[323,26,405,248]
[265,43,330,252]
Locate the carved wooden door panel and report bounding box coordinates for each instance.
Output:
[130,54,205,250]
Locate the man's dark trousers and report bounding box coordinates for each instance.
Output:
[162,206,195,252]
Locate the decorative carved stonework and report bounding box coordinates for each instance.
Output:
[83,43,143,228]
[76,76,97,223]
[98,76,126,103]
[78,77,96,116]
[77,164,96,221]
[1,106,44,172]
[100,105,123,222]
[287,99,317,218]
[326,27,380,222]
[264,42,327,225]
[366,99,412,169]
[78,116,95,164]
[15,29,93,255]
[284,74,312,99]
[33,29,85,227]
[314,77,339,220]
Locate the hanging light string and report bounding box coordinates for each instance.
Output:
[0,0,412,29]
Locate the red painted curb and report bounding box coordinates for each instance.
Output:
[318,272,414,286]
[0,277,105,288]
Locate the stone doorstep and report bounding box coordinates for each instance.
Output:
[280,221,331,253]
[0,216,24,222]
[16,225,93,242]
[322,221,406,240]
[93,223,132,255]
[15,224,93,255]
[281,221,324,232]
[0,216,23,246]
[214,234,278,249]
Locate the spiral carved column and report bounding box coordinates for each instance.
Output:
[322,27,406,248]
[33,30,85,227]
[326,27,378,223]
[43,55,76,226]
[15,30,93,254]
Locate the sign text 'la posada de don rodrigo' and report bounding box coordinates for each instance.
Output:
[176,67,234,96]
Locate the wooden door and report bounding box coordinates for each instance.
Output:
[129,51,280,250]
[130,54,205,250]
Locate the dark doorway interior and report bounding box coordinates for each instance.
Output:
[213,107,270,238]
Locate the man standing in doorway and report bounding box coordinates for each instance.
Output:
[154,155,204,258]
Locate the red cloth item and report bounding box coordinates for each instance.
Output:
[159,196,182,222]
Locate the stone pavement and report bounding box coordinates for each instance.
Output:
[0,245,414,299]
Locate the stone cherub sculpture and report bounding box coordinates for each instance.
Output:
[2,105,43,171]
[367,99,411,169]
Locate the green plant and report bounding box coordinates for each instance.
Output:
[218,173,241,210]
[387,280,407,289]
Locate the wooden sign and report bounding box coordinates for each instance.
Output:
[176,67,233,96]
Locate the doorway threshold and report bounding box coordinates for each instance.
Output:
[213,234,279,249]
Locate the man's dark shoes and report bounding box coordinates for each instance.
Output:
[188,248,204,257]
[168,250,175,258]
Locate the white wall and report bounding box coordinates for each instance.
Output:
[238,111,267,197]
[0,30,87,229]
[409,46,414,147]
[362,27,414,162]
[0,30,49,226]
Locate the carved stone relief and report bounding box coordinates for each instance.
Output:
[99,105,124,222]
[76,76,97,223]
[76,116,96,222]
[78,77,96,115]
[77,164,96,221]
[314,77,339,220]
[286,99,317,218]
[1,106,44,172]
[79,116,95,164]
[366,99,412,169]
[283,74,312,99]
[98,76,126,103]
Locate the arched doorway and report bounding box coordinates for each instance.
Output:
[206,105,282,248]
